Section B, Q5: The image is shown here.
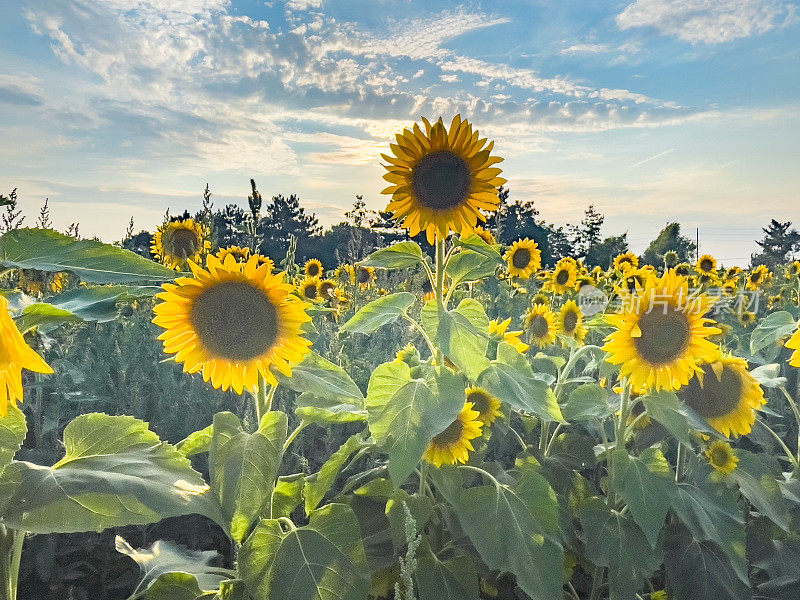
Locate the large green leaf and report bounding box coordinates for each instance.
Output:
[453,234,504,263]
[115,535,229,595]
[369,370,464,484]
[145,572,205,600]
[477,362,564,422]
[177,424,215,458]
[750,311,797,355]
[416,544,479,600]
[578,497,661,600]
[609,448,676,547]
[0,405,26,470]
[0,413,220,533]
[0,228,176,283]
[422,299,491,380]
[362,242,424,268]
[670,478,748,582]
[561,383,613,421]
[442,469,563,600]
[239,503,370,600]
[305,434,366,514]
[444,250,497,287]
[275,351,364,403]
[340,292,416,334]
[365,361,412,424]
[664,523,752,600]
[209,411,288,543]
[642,391,717,442]
[731,450,789,531]
[294,394,367,425]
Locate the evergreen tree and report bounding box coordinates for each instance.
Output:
[212,204,248,249]
[641,223,696,266]
[258,194,321,260]
[751,219,800,268]
[572,204,604,258]
[585,233,629,268]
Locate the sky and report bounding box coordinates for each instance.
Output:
[0,0,799,265]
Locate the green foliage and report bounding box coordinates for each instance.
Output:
[340,292,416,334]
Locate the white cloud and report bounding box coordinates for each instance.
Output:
[617,0,797,43]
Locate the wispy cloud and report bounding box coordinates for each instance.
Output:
[629,148,674,168]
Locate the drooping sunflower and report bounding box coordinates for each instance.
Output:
[380,115,506,244]
[504,238,541,279]
[525,304,558,349]
[422,401,483,467]
[725,266,743,280]
[786,325,800,367]
[613,252,639,273]
[705,440,738,475]
[0,295,54,416]
[746,265,772,290]
[677,353,766,437]
[696,254,717,275]
[737,310,756,327]
[472,226,496,245]
[674,263,691,276]
[786,261,800,278]
[304,259,324,279]
[152,254,312,394]
[299,277,322,303]
[489,318,530,353]
[549,259,578,293]
[466,386,503,426]
[318,279,339,300]
[151,217,211,270]
[216,246,251,263]
[557,300,587,346]
[603,269,721,392]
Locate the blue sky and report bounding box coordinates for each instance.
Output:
[1,0,798,264]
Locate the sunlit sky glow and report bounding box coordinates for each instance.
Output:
[1,0,799,264]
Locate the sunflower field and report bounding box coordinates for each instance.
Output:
[3,116,800,600]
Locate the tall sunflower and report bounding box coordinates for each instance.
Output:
[0,295,54,416]
[380,115,506,243]
[677,353,765,437]
[525,304,558,349]
[299,277,322,303]
[504,238,541,279]
[725,266,743,280]
[603,269,721,392]
[465,386,503,426]
[786,325,800,367]
[350,265,376,289]
[786,260,800,278]
[696,254,717,275]
[216,246,251,263]
[472,227,496,245]
[422,401,483,467]
[613,252,639,273]
[319,279,339,300]
[489,318,530,353]
[151,217,211,270]
[152,254,312,394]
[557,300,587,346]
[304,259,324,279]
[746,265,771,290]
[549,259,578,293]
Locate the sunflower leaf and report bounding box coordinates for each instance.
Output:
[238,503,370,600]
[445,250,498,288]
[477,362,564,423]
[561,383,613,421]
[277,351,364,403]
[362,242,424,269]
[0,405,26,471]
[750,310,797,356]
[416,542,480,600]
[730,450,790,531]
[0,228,176,283]
[340,292,416,334]
[422,298,491,381]
[305,433,367,514]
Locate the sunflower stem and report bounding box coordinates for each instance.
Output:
[418,461,429,497]
[538,421,550,453]
[779,386,800,464]
[458,464,502,488]
[0,526,24,600]
[675,443,685,482]
[254,374,269,424]
[755,418,799,469]
[544,423,563,456]
[435,237,446,310]
[283,422,308,452]
[403,315,437,361]
[508,425,528,451]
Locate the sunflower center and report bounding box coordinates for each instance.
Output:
[433,417,465,446]
[680,364,743,419]
[512,248,531,269]
[700,259,714,272]
[751,272,761,283]
[189,280,279,361]
[556,269,569,286]
[303,284,318,300]
[167,227,200,259]
[467,390,491,415]
[357,268,371,284]
[709,447,730,467]
[632,305,691,365]
[529,315,550,339]
[412,150,471,211]
[320,282,335,298]
[563,311,578,333]
[307,264,320,277]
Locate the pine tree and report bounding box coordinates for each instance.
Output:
[641,223,696,266]
[752,219,800,268]
[258,194,321,259]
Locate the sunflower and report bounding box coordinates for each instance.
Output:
[531,293,549,306]
[674,263,691,276]
[504,238,541,279]
[705,440,738,475]
[603,269,721,392]
[663,251,679,268]
[525,304,558,349]
[472,226,496,245]
[0,295,54,416]
[380,115,506,244]
[678,353,765,437]
[489,318,530,353]
[352,265,376,289]
[613,252,639,273]
[692,272,720,288]
[18,270,43,296]
[725,266,743,280]
[50,272,68,294]
[557,300,587,346]
[152,254,312,394]
[617,269,647,295]
[696,254,717,275]
[466,386,503,426]
[786,325,800,367]
[216,246,251,263]
[737,310,756,327]
[395,343,421,367]
[722,280,738,296]
[151,217,211,270]
[422,401,483,467]
[549,259,578,293]
[786,261,800,278]
[299,277,322,303]
[318,279,339,300]
[253,254,275,272]
[304,259,324,279]
[746,265,771,290]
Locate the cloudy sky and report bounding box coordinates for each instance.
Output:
[1,0,798,263]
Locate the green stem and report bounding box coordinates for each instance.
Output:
[458,464,502,488]
[1,527,24,600]
[508,426,528,451]
[544,423,563,456]
[283,422,308,452]
[418,461,429,497]
[403,315,437,360]
[435,237,446,310]
[756,418,799,469]
[538,420,550,452]
[675,442,685,482]
[553,344,599,400]
[780,386,800,463]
